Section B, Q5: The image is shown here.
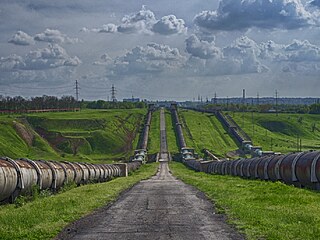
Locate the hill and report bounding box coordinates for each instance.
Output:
[231,112,320,153]
[179,109,238,158]
[0,109,146,163]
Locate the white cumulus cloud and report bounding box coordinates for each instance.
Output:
[83,6,187,35]
[152,15,187,35]
[34,29,81,44]
[106,43,186,77]
[0,44,81,71]
[194,0,314,31]
[8,31,35,46]
[185,34,221,59]
[117,5,156,34]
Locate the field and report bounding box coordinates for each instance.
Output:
[0,163,158,240]
[179,109,238,158]
[0,109,146,163]
[170,161,320,240]
[231,112,320,153]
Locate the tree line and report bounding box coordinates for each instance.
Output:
[0,95,147,113]
[0,95,78,112]
[85,100,146,109]
[203,103,320,114]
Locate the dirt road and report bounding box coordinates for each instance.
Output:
[57,108,243,239]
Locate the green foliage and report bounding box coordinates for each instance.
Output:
[0,163,158,240]
[170,162,320,240]
[310,103,320,114]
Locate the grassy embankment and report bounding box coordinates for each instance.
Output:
[170,161,320,240]
[179,109,238,158]
[147,110,160,154]
[231,112,320,153]
[0,109,146,163]
[147,109,179,154]
[0,162,158,240]
[165,109,179,154]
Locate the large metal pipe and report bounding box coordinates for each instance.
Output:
[184,150,320,190]
[170,106,187,149]
[0,158,142,204]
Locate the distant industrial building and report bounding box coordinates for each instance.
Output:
[123,97,140,103]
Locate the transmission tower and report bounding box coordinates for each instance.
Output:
[111,84,117,102]
[74,80,80,101]
[275,89,278,116]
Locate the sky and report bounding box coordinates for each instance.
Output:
[0,0,320,101]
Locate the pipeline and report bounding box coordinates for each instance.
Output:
[0,157,141,204]
[170,104,187,149]
[170,104,199,162]
[133,104,154,163]
[182,150,320,190]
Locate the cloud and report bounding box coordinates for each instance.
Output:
[8,31,35,45]
[93,53,112,65]
[0,54,25,71]
[117,5,156,34]
[106,43,186,77]
[309,0,320,7]
[95,24,118,33]
[194,0,314,31]
[0,44,81,71]
[282,39,320,62]
[152,15,187,35]
[185,35,268,75]
[83,6,187,35]
[185,34,221,59]
[34,28,81,44]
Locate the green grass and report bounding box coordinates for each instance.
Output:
[148,110,160,154]
[165,109,179,154]
[0,117,59,159]
[231,112,320,153]
[0,162,158,240]
[0,109,146,163]
[170,161,320,240]
[179,109,238,158]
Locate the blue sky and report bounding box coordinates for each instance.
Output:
[0,0,319,100]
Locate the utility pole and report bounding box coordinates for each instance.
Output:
[111,84,117,102]
[257,92,259,105]
[214,92,217,105]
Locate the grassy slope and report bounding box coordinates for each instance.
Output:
[0,163,158,240]
[0,117,58,159]
[170,162,320,240]
[179,109,238,158]
[0,109,146,163]
[231,112,320,153]
[165,109,179,154]
[148,110,160,154]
